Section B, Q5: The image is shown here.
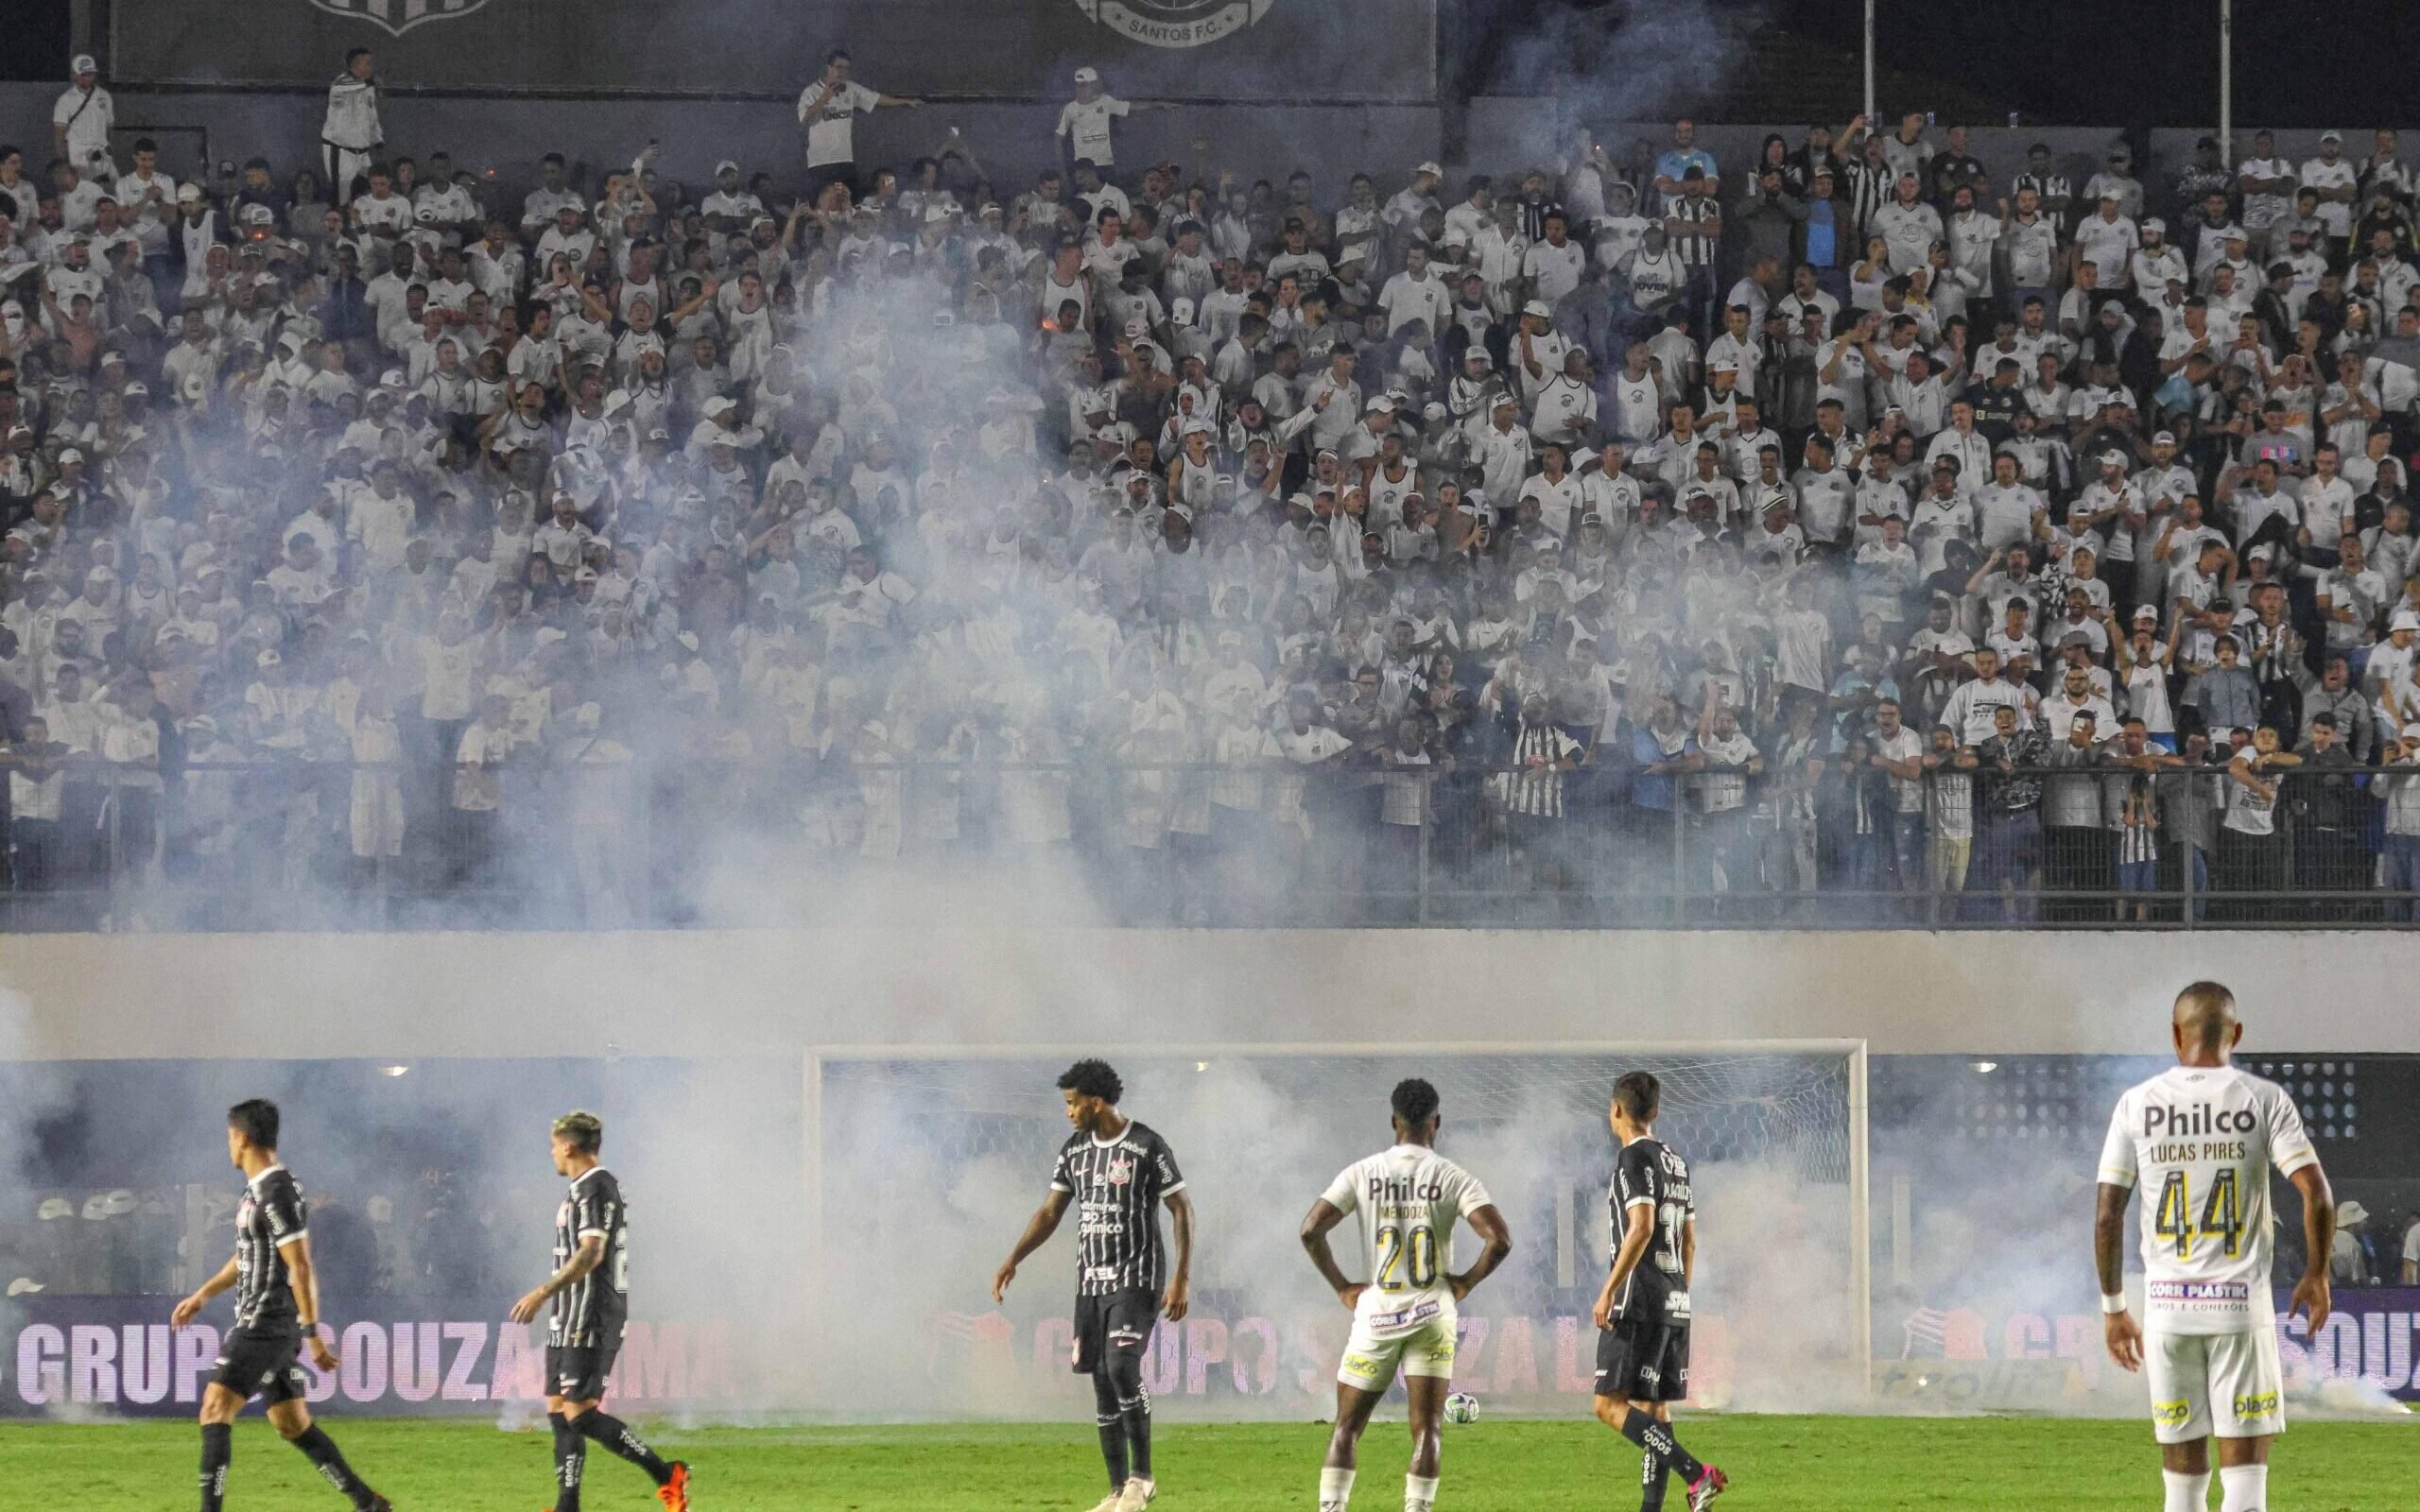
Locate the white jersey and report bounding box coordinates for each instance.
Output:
[1320,1143,1491,1329]
[2098,1064,2317,1336]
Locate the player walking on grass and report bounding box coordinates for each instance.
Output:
[1592,1073,1727,1512]
[2097,982,2334,1512]
[507,1111,690,1512]
[993,1060,1195,1512]
[172,1099,392,1512]
[1299,1077,1512,1512]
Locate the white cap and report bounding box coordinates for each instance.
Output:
[2141,216,2165,234]
[72,54,96,75]
[2321,129,2344,145]
[704,395,737,416]
[175,183,202,203]
[1415,160,1443,178]
[1522,300,1554,320]
[1073,65,1100,84]
[714,159,739,176]
[2394,608,2420,631]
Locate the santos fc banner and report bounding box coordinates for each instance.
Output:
[110,0,1437,102]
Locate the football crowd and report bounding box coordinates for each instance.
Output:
[5,49,2420,925]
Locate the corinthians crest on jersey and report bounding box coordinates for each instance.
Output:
[310,0,490,36]
[1076,0,1277,49]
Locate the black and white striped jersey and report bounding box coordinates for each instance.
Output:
[233,1164,308,1331]
[1050,1122,1185,1298]
[549,1167,629,1348]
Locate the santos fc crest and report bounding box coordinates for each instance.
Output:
[1077,0,1276,49]
[309,0,491,36]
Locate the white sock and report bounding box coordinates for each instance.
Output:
[1405,1472,1440,1511]
[1319,1466,1356,1511]
[2218,1464,2267,1512]
[2163,1469,2212,1512]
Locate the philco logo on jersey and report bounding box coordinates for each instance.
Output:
[2143,1104,2257,1137]
[1367,1175,1445,1203]
[1076,0,1277,50]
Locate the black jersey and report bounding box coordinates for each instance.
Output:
[1609,1137,1694,1321]
[549,1167,629,1348]
[233,1165,308,1331]
[1049,1121,1185,1298]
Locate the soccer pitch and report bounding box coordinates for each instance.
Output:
[15,1417,2413,1510]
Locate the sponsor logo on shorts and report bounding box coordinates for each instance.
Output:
[1343,1352,1379,1375]
[2151,1398,2192,1428]
[2231,1390,2279,1419]
[1108,1326,1148,1347]
[1370,1297,1443,1332]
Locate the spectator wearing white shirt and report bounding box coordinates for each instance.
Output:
[797,49,918,198]
[53,55,114,187]
[1056,67,1164,171]
[321,47,383,203]
[2302,130,2360,251]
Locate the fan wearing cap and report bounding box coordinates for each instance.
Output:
[53,54,115,186]
[1057,66,1164,173]
[700,160,766,235]
[2303,131,2360,249]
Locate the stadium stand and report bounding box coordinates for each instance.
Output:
[7,52,2420,930]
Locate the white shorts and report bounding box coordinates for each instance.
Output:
[1337,1295,1457,1392]
[2145,1327,2284,1443]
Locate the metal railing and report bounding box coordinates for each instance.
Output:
[3,756,2415,931]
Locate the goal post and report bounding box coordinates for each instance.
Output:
[804,1040,1870,1416]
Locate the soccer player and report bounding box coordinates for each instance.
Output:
[1299,1077,1512,1512]
[991,1060,1194,1512]
[2096,982,2334,1512]
[1591,1072,1728,1512]
[506,1111,690,1512]
[170,1099,391,1512]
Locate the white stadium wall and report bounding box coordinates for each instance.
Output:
[3,928,2415,1061]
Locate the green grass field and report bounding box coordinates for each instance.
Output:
[12,1416,2416,1511]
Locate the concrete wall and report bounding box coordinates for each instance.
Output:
[3,927,2414,1061]
[0,82,1441,202]
[1,80,2383,215]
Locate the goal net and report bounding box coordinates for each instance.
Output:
[804,1042,1867,1419]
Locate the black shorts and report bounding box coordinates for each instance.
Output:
[1070,1289,1158,1376]
[1595,1314,1691,1403]
[546,1327,625,1402]
[214,1323,310,1405]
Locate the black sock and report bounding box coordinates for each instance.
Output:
[200,1422,233,1512]
[1640,1447,1670,1511]
[290,1425,375,1509]
[573,1410,673,1487]
[1092,1370,1130,1488]
[1119,1383,1152,1481]
[1619,1408,1704,1485]
[551,1412,587,1512]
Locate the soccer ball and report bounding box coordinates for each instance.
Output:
[1443,1392,1479,1424]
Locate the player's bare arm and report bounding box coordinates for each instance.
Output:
[1299,1197,1362,1308]
[990,1187,1072,1302]
[1594,1200,1656,1330]
[278,1230,342,1372]
[510,1229,605,1325]
[1448,1203,1512,1302]
[2286,1161,2335,1333]
[1162,1189,1194,1322]
[171,1254,240,1327]
[2093,1180,2142,1371]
